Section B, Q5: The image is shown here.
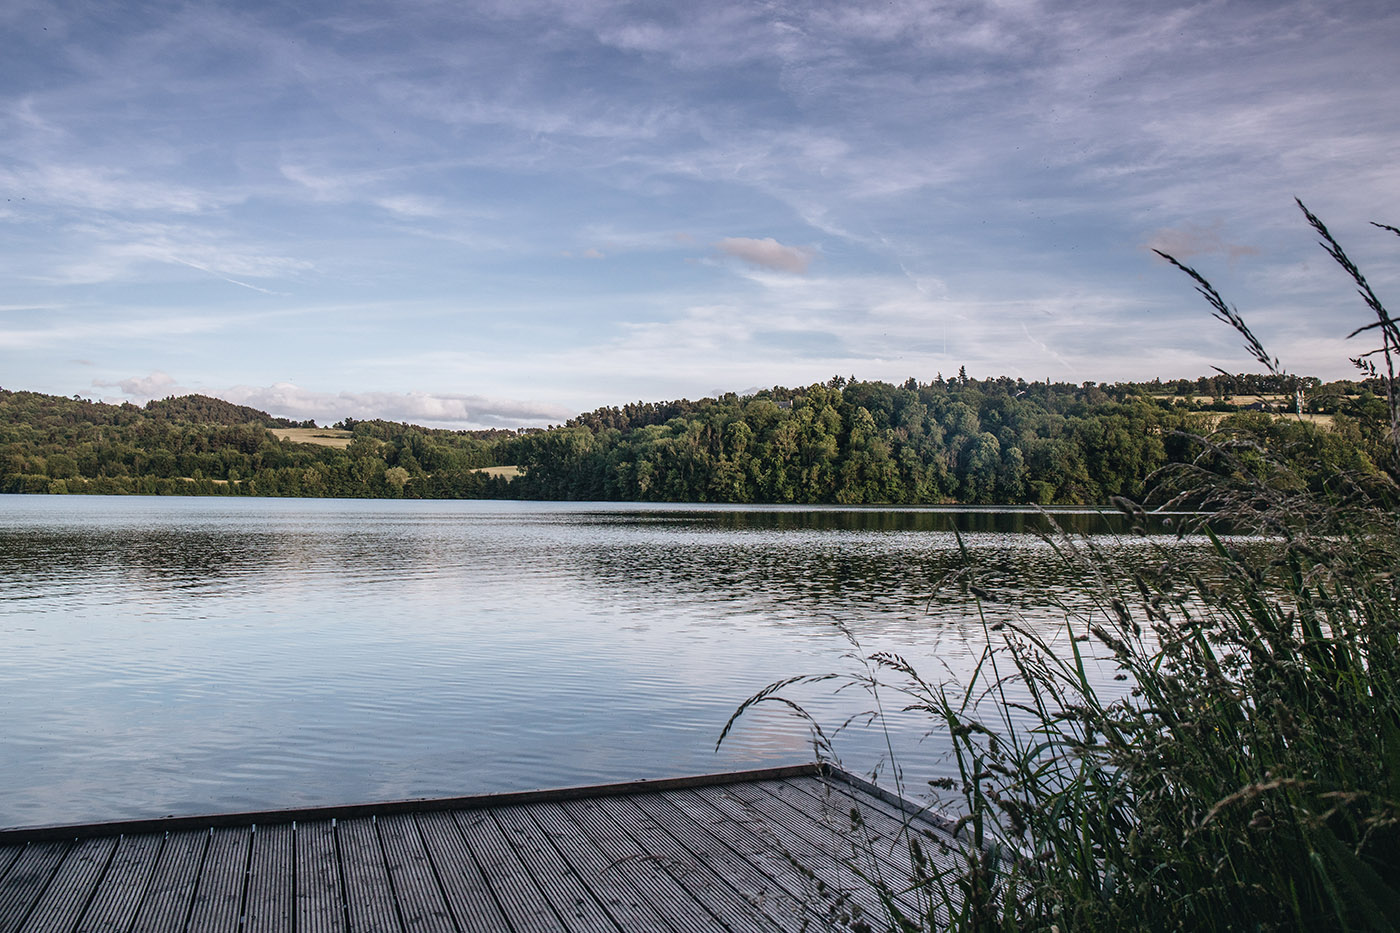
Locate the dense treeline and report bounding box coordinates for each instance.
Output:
[1,373,1391,503]
[504,373,1390,504]
[0,390,516,499]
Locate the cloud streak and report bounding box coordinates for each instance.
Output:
[2,0,1398,422]
[218,384,573,429]
[717,237,815,274]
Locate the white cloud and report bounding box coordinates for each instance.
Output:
[375,195,443,218]
[717,237,815,274]
[91,370,180,397]
[3,0,1398,413]
[219,383,573,429]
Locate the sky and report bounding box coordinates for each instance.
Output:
[3,0,1400,429]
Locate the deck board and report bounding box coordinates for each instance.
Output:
[0,850,25,891]
[245,823,294,933]
[128,831,205,933]
[293,821,345,933]
[674,787,870,929]
[74,833,162,933]
[452,809,568,933]
[580,793,793,933]
[413,811,511,933]
[609,794,807,932]
[491,805,622,933]
[0,842,70,933]
[17,836,116,933]
[645,787,847,929]
[527,801,715,933]
[337,818,400,933]
[774,775,961,926]
[185,826,249,933]
[0,764,962,933]
[375,813,453,933]
[688,783,892,929]
[703,782,907,928]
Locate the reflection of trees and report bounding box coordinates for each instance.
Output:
[571,510,1196,640]
[0,526,430,594]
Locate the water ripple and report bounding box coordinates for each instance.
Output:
[0,496,1202,827]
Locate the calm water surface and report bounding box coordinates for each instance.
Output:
[0,496,1188,828]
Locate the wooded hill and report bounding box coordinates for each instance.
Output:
[1,373,1392,504]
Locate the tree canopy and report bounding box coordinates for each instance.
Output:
[0,374,1389,504]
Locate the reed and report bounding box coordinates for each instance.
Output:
[724,203,1400,931]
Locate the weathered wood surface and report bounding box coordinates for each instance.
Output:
[0,765,962,932]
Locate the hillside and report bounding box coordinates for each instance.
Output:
[0,389,514,498]
[0,375,1392,503]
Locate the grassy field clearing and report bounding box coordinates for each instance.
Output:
[270,428,355,448]
[1187,410,1336,429]
[472,465,522,478]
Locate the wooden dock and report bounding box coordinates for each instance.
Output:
[0,764,964,932]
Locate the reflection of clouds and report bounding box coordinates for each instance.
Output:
[0,498,1206,826]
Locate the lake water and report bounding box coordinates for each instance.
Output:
[0,496,1184,829]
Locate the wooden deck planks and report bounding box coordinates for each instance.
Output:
[643,788,833,926]
[711,781,922,927]
[336,818,400,933]
[0,766,964,933]
[451,809,569,933]
[779,775,963,926]
[245,823,294,933]
[687,783,890,928]
[601,793,809,933]
[775,777,964,884]
[128,831,206,933]
[526,801,721,933]
[490,805,623,933]
[0,850,22,884]
[560,794,785,933]
[293,821,345,933]
[16,836,117,933]
[74,833,163,933]
[413,811,511,933]
[0,842,71,933]
[185,826,249,933]
[375,813,453,933]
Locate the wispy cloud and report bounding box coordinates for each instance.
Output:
[40,220,313,287]
[375,195,444,218]
[717,237,815,274]
[0,164,230,214]
[2,0,1398,418]
[219,383,572,429]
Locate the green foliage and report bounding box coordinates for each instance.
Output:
[507,374,1388,505]
[0,391,515,499]
[723,205,1400,930]
[0,373,1391,504]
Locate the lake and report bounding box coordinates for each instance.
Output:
[0,495,1185,829]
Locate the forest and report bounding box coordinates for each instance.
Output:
[0,371,1391,505]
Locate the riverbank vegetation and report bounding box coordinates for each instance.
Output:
[1,369,1392,504]
[726,204,1400,930]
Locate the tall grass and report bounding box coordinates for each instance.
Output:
[725,203,1400,931]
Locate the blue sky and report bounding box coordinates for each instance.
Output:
[3,0,1399,428]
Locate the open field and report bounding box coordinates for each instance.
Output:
[473,465,522,479]
[1186,411,1336,430]
[1156,394,1297,406]
[270,427,355,448]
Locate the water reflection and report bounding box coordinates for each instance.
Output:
[0,496,1203,828]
